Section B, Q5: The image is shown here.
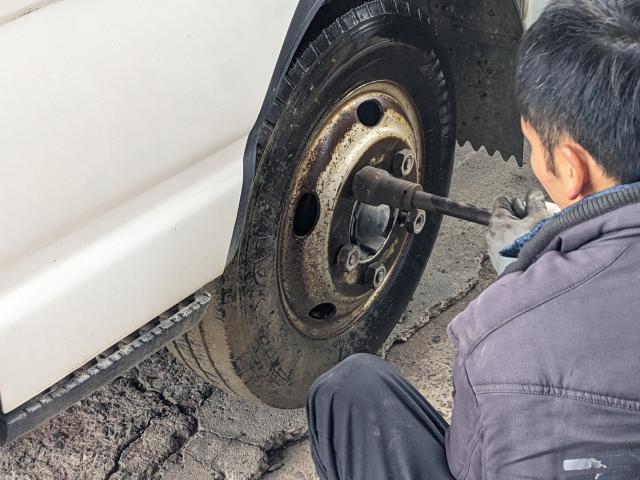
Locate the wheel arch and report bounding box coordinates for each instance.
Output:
[227,0,525,264]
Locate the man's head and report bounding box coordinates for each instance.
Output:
[516,0,640,208]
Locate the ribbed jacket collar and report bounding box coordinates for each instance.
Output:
[504,182,640,274]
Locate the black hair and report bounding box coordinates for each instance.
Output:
[516,0,640,183]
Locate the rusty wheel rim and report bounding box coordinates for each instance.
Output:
[277,81,423,339]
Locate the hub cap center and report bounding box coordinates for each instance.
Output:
[352,202,393,258]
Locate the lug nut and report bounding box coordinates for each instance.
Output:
[393,150,414,177]
[406,210,426,235]
[365,264,387,289]
[337,244,360,272]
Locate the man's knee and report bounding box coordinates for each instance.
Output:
[307,353,389,409]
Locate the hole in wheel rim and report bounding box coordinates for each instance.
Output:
[309,303,337,320]
[293,192,320,237]
[277,81,425,340]
[357,100,383,127]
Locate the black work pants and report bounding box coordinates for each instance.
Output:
[307,353,456,480]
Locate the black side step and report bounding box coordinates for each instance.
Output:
[0,293,211,446]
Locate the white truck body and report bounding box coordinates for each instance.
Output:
[522,0,550,27]
[0,0,297,412]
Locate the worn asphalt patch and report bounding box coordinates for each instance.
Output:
[0,145,538,479]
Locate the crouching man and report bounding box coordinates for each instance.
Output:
[306,0,640,478]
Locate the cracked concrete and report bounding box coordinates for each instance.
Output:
[0,145,538,479]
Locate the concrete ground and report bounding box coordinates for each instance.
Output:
[262,262,497,480]
[0,144,539,479]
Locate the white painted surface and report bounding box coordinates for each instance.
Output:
[0,0,297,412]
[0,0,57,25]
[524,0,552,27]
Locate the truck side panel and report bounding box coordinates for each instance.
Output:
[0,0,298,412]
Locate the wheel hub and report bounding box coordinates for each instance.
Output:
[352,202,392,256]
[278,81,424,338]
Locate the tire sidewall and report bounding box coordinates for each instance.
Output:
[231,11,455,407]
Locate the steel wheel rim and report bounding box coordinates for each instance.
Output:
[277,81,424,339]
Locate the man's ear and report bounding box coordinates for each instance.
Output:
[554,142,591,202]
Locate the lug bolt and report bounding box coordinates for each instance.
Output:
[393,150,414,177]
[406,210,426,235]
[365,264,387,289]
[337,244,360,272]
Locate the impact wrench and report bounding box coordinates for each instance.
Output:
[352,166,491,227]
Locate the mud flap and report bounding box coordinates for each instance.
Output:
[425,0,525,164]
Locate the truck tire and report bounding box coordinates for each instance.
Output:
[169,0,455,408]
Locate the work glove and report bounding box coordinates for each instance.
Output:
[486,189,559,275]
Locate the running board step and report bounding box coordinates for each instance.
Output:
[0,293,211,446]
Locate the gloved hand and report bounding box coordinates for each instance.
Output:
[486,189,559,275]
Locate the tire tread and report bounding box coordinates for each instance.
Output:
[169,0,453,402]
